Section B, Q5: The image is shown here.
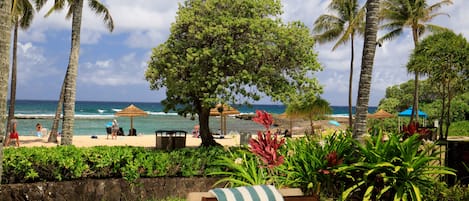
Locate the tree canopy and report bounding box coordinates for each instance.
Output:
[407,30,468,138]
[145,0,322,146]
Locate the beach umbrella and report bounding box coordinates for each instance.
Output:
[368,109,394,119]
[115,104,148,133]
[328,120,340,127]
[210,104,240,136]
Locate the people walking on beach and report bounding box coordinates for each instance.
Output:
[6,119,20,147]
[36,123,42,137]
[111,119,119,140]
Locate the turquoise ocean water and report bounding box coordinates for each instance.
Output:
[10,100,376,136]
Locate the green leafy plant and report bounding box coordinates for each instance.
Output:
[210,148,270,187]
[336,132,456,201]
[279,132,356,197]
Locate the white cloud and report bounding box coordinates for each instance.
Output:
[15,0,468,105]
[79,52,147,86]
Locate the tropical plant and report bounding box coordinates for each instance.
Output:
[353,0,380,140]
[7,0,35,135]
[279,132,356,197]
[336,132,456,200]
[379,0,453,123]
[313,0,365,128]
[292,97,332,135]
[35,0,114,145]
[0,0,13,182]
[145,0,322,147]
[407,30,469,139]
[210,148,271,187]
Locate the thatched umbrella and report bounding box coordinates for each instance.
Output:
[368,109,394,119]
[115,104,148,135]
[210,104,240,136]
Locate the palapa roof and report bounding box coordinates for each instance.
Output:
[115,104,148,117]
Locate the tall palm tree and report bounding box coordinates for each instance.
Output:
[353,0,380,140]
[313,0,365,129]
[379,0,453,123]
[0,0,13,183]
[7,0,35,136]
[36,0,114,145]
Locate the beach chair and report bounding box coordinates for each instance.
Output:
[187,185,315,201]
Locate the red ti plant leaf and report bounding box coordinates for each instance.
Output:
[250,110,285,168]
[252,110,274,130]
[249,130,285,168]
[319,151,343,175]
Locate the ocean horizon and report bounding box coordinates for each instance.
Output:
[8,99,377,136]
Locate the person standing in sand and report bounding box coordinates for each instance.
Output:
[36,123,42,137]
[6,119,20,147]
[111,119,119,140]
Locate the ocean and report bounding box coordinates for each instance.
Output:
[9,100,376,136]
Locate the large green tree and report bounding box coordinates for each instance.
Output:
[353,0,380,140]
[146,0,322,147]
[36,0,114,145]
[379,0,453,123]
[0,0,13,183]
[7,0,35,135]
[313,0,365,128]
[407,30,468,138]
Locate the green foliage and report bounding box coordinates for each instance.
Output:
[145,0,322,120]
[447,121,469,137]
[278,132,356,197]
[336,132,456,201]
[210,147,272,187]
[2,146,227,184]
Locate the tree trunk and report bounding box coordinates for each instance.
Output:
[61,0,84,145]
[444,79,452,139]
[348,34,355,128]
[353,0,380,141]
[48,82,65,143]
[7,21,19,135]
[409,27,420,124]
[0,0,13,183]
[198,107,218,147]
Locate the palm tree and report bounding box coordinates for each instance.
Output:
[313,0,365,129]
[0,0,13,183]
[353,0,381,140]
[36,0,114,145]
[7,0,35,136]
[379,0,453,123]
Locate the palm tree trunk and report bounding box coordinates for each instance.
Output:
[410,28,420,124]
[7,21,19,135]
[0,0,13,183]
[353,0,380,141]
[48,82,65,143]
[348,34,355,128]
[61,0,84,145]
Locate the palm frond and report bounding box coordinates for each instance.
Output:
[88,0,114,32]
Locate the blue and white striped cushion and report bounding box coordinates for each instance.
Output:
[209,185,284,201]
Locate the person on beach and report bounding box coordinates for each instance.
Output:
[36,123,42,137]
[6,119,20,147]
[111,119,119,140]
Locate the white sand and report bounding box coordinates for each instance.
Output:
[10,134,242,148]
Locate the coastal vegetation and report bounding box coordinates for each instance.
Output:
[313,0,365,128]
[3,131,467,200]
[145,0,322,147]
[34,0,114,145]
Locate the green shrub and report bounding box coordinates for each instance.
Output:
[336,132,456,200]
[2,146,228,184]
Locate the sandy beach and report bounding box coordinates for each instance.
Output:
[8,116,349,148]
[10,134,242,148]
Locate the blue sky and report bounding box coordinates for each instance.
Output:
[12,0,468,106]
